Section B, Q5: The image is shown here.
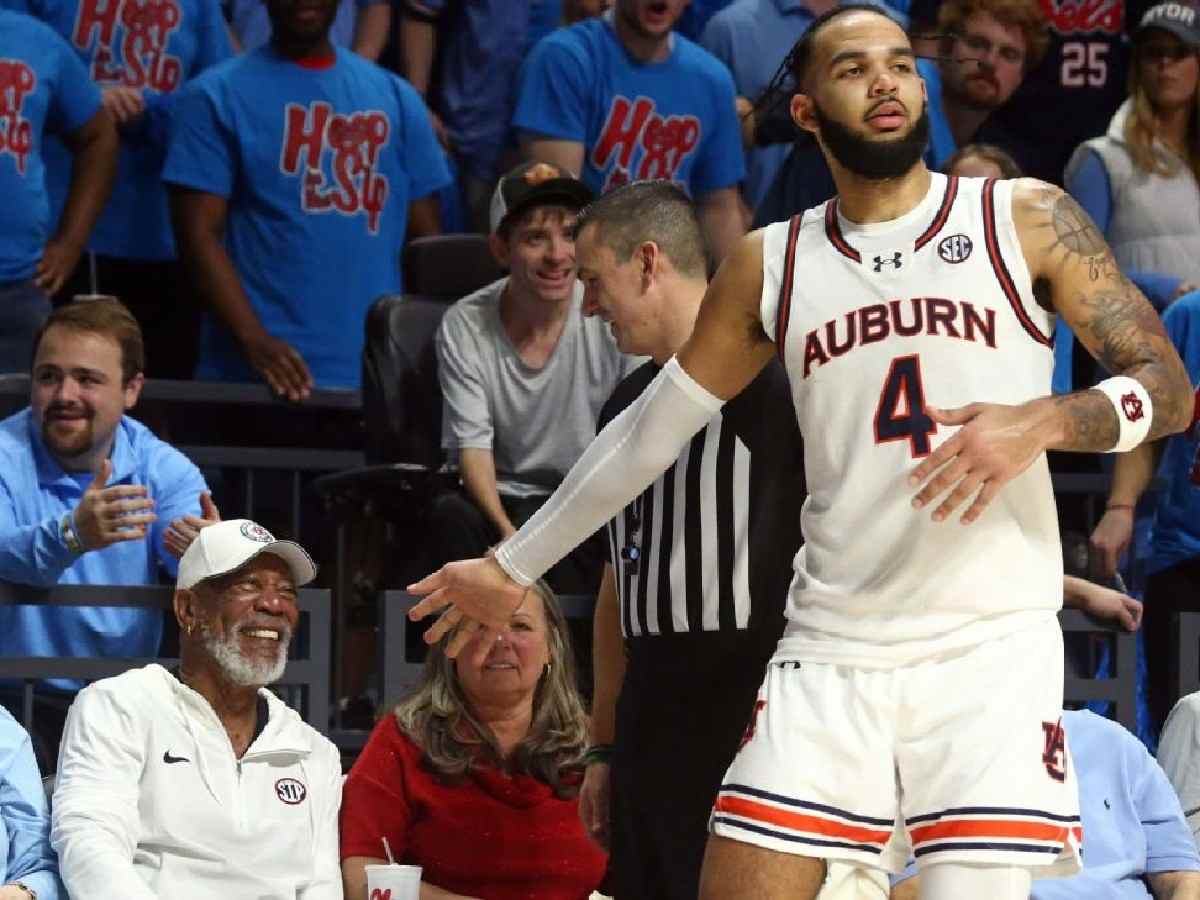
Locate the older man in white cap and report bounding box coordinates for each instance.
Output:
[50,520,343,900]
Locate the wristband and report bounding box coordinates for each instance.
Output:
[1105,503,1135,512]
[6,883,37,899]
[1094,376,1152,453]
[582,744,613,766]
[60,511,83,555]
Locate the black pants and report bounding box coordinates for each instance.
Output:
[58,254,199,380]
[427,489,604,595]
[609,628,781,900]
[1146,556,1200,731]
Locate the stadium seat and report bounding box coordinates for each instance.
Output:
[402,234,504,303]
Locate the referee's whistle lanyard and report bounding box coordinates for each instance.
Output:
[620,494,644,576]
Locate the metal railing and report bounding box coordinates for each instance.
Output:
[0,582,332,732]
[1177,611,1200,702]
[0,374,365,535]
[1059,608,1138,730]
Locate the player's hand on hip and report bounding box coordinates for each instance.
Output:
[579,761,612,850]
[909,401,1050,525]
[408,557,528,654]
[242,333,314,402]
[72,458,157,550]
[1090,507,1134,579]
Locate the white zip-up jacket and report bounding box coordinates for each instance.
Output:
[51,664,343,900]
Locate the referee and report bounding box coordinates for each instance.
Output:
[573,182,805,900]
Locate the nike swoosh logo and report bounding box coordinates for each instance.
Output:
[163,751,190,764]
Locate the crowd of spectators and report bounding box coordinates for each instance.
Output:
[2,0,1200,896]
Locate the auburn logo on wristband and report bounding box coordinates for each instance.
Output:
[1121,392,1145,422]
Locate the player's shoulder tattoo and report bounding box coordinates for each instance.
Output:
[1015,180,1120,283]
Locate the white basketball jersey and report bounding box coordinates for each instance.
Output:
[760,173,1063,667]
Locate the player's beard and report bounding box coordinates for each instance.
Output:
[814,99,930,180]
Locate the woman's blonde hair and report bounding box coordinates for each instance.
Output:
[393,580,589,797]
[1125,34,1200,180]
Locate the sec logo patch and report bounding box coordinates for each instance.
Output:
[241,521,275,543]
[938,233,973,264]
[275,777,307,805]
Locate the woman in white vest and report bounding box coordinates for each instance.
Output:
[1065,0,1200,298]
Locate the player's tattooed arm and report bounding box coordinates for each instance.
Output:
[1014,180,1192,449]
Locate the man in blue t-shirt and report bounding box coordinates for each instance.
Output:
[0,9,116,373]
[163,0,450,396]
[3,0,233,380]
[893,709,1200,899]
[512,0,747,262]
[1091,291,1200,734]
[225,0,391,61]
[0,297,214,769]
[401,0,531,232]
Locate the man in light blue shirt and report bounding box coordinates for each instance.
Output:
[0,707,59,900]
[892,709,1200,899]
[0,298,212,764]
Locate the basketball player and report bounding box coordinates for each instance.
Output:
[408,6,1194,899]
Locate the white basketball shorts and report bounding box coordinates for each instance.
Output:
[710,618,1082,875]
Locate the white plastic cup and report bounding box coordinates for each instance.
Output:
[365,863,422,900]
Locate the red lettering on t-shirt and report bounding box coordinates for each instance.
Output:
[592,95,702,191]
[280,101,392,234]
[73,0,183,89]
[0,60,35,174]
[1038,0,1123,35]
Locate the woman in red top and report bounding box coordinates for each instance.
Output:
[340,580,607,900]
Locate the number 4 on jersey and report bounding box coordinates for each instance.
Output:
[874,355,937,458]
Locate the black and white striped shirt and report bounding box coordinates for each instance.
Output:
[599,359,805,640]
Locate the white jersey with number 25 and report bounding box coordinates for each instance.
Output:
[760,173,1063,668]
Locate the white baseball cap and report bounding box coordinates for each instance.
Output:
[177,519,318,591]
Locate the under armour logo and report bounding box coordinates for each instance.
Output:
[1121,392,1144,422]
[873,252,903,272]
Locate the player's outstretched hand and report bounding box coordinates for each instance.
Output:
[909,401,1050,525]
[408,557,528,657]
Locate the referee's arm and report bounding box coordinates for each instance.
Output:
[590,563,624,748]
[580,564,623,849]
